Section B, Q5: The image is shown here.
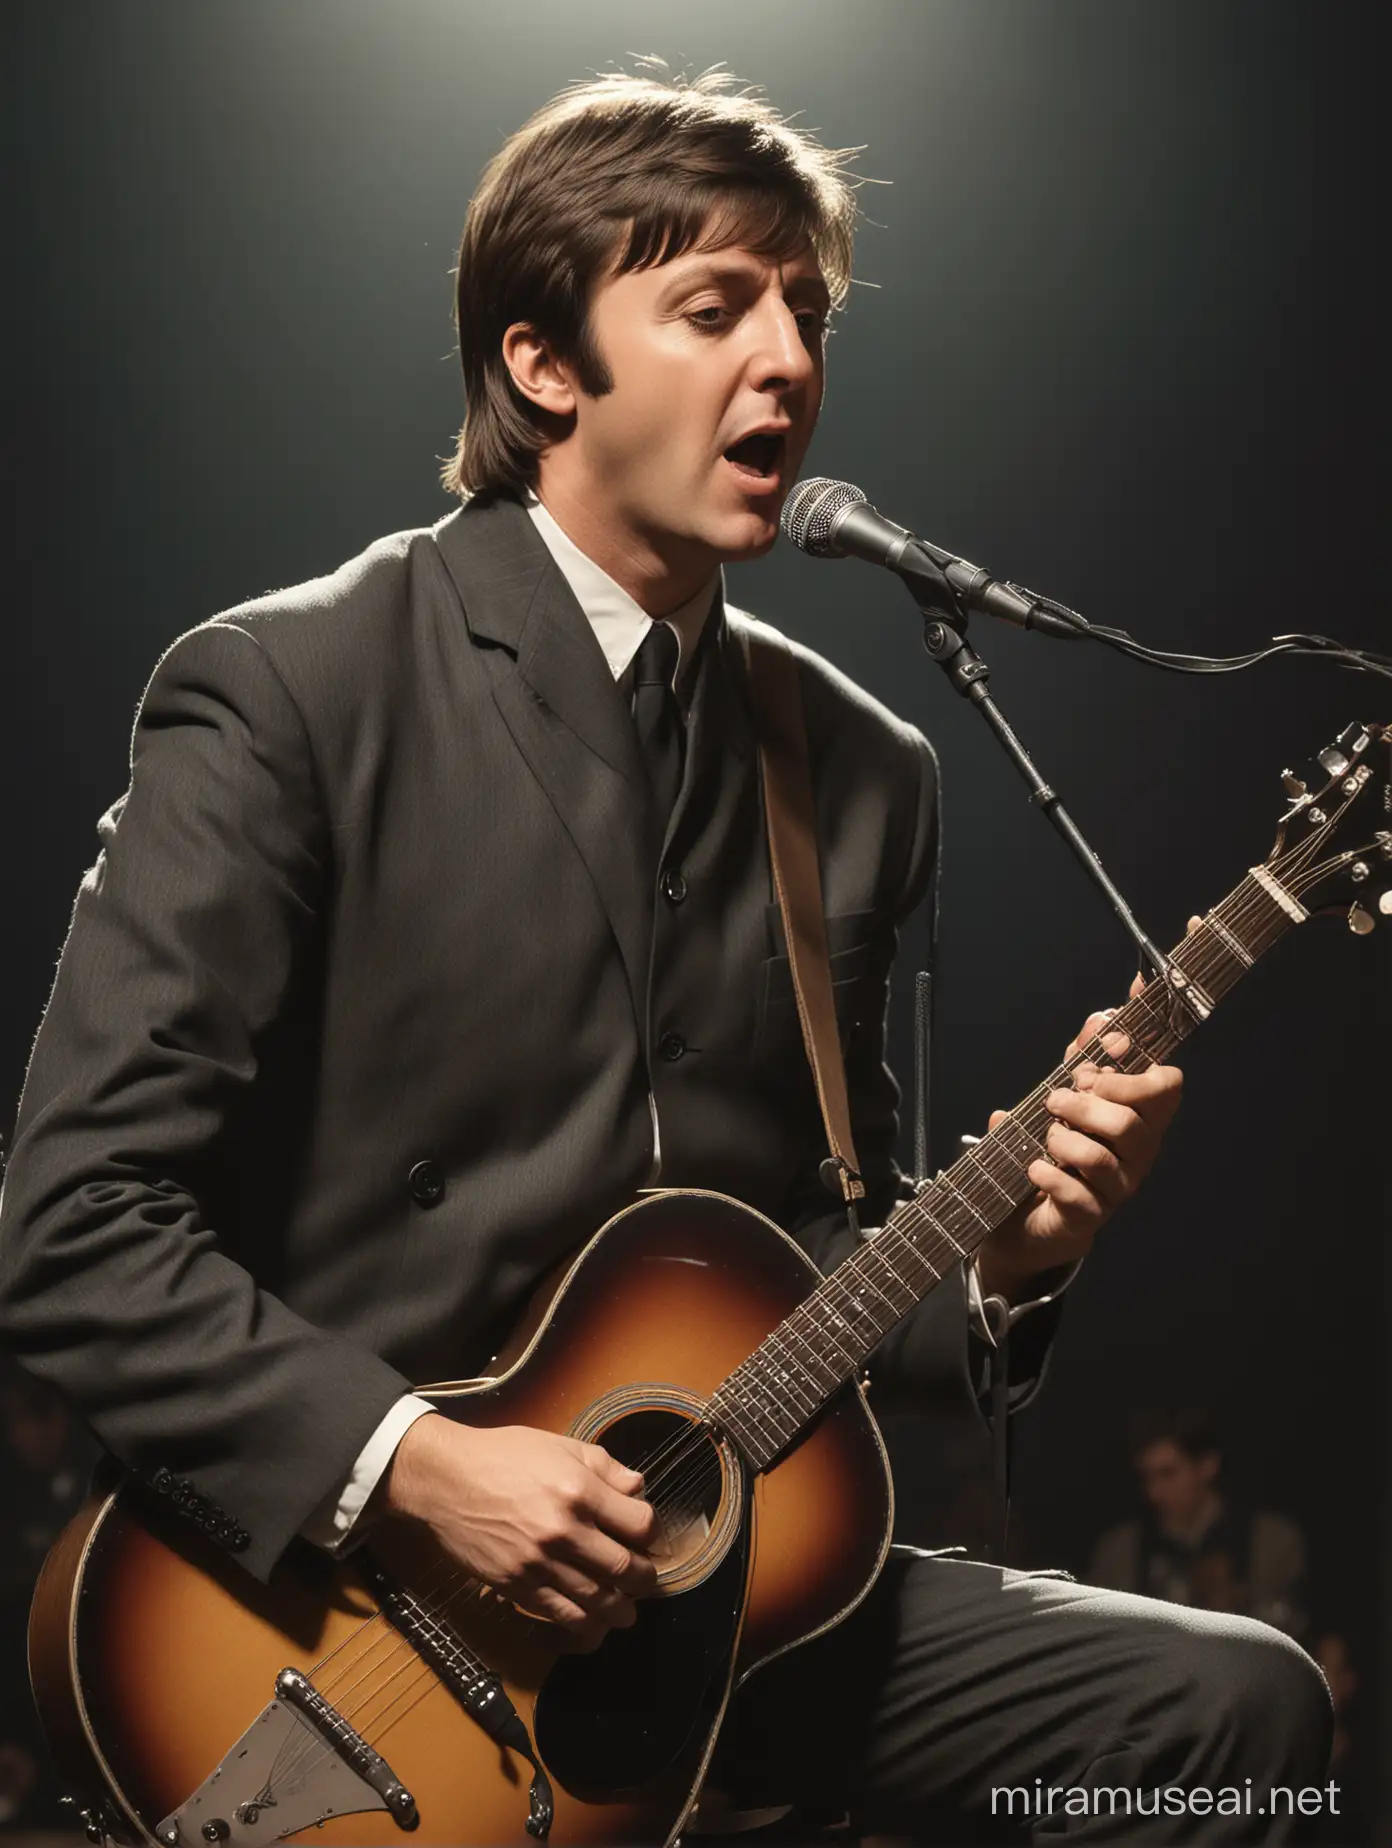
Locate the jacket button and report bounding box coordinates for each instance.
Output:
[657,1032,686,1062]
[408,1160,444,1207]
[228,1528,251,1554]
[661,868,688,904]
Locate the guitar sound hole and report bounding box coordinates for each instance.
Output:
[534,1398,749,1798]
[598,1408,725,1572]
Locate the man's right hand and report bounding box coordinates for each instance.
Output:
[380,1413,660,1651]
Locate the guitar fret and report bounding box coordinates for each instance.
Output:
[959,1145,1017,1211]
[737,1378,793,1452]
[805,1314,857,1377]
[782,1334,832,1401]
[722,1374,792,1459]
[814,1297,860,1348]
[904,1240,943,1284]
[910,1194,971,1262]
[861,1244,919,1311]
[752,1343,816,1413]
[990,1115,1047,1173]
[963,1136,1033,1206]
[831,1264,894,1337]
[1169,936,1231,1012]
[873,1229,939,1294]
[851,1279,903,1330]
[806,1281,875,1368]
[1206,909,1253,967]
[938,1178,990,1236]
[881,1211,942,1284]
[783,1308,845,1388]
[1231,879,1297,957]
[728,1420,774,1470]
[1015,1079,1065,1143]
[1119,989,1169,1060]
[824,1271,891,1330]
[1078,1009,1150,1073]
[760,1331,819,1417]
[1110,1035,1152,1073]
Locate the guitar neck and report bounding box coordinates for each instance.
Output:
[710,861,1308,1471]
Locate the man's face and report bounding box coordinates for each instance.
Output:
[1135,1440,1220,1527]
[557,236,829,577]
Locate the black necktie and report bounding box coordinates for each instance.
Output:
[631,622,684,830]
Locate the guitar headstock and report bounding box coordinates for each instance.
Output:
[1266,722,1392,932]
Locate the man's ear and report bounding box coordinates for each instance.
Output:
[502,322,578,419]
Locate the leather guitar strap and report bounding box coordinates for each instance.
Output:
[741,626,865,1210]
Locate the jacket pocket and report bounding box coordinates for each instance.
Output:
[754,909,877,1062]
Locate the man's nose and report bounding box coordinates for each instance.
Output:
[746,298,818,393]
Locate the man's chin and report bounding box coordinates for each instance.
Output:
[704,506,784,564]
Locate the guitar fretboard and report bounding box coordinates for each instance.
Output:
[709,865,1304,1470]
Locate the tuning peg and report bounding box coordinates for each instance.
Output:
[1348,903,1375,935]
[1281,769,1308,798]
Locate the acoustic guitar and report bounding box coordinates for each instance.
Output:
[28,721,1391,1848]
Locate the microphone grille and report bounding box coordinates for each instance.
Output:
[781,477,867,557]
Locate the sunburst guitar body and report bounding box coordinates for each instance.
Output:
[30,1191,893,1848]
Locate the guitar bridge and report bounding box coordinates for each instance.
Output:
[154,1667,418,1847]
[356,1549,554,1839]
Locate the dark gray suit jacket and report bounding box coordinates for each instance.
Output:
[0,492,975,1582]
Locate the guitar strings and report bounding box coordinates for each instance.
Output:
[267,1415,726,1791]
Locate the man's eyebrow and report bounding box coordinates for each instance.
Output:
[656,259,832,310]
[655,260,760,303]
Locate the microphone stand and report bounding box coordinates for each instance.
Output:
[908,570,1171,1570]
[909,562,1171,983]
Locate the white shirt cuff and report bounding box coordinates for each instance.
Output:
[299,1393,438,1553]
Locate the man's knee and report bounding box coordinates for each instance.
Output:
[1216,1621,1332,1779]
[1144,1609,1332,1783]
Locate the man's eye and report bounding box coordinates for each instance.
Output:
[796,311,828,337]
[686,307,731,331]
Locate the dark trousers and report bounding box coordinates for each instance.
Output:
[710,1550,1333,1844]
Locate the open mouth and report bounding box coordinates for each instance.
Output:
[722,432,785,480]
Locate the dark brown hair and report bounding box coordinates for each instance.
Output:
[443,62,863,499]
[1129,1409,1221,1464]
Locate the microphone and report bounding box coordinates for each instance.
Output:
[781,477,1086,641]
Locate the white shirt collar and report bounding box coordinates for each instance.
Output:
[524,493,720,686]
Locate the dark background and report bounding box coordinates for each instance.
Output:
[4,0,1387,1837]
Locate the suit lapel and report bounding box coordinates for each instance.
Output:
[433,497,653,1042]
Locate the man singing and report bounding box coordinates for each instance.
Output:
[0,64,1328,1842]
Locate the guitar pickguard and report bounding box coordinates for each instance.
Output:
[153,1670,415,1847]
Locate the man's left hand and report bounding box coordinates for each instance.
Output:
[975,974,1184,1304]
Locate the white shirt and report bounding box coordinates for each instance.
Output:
[523,493,718,687]
[301,500,1072,1551]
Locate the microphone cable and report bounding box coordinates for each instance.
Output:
[1027,596,1392,684]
